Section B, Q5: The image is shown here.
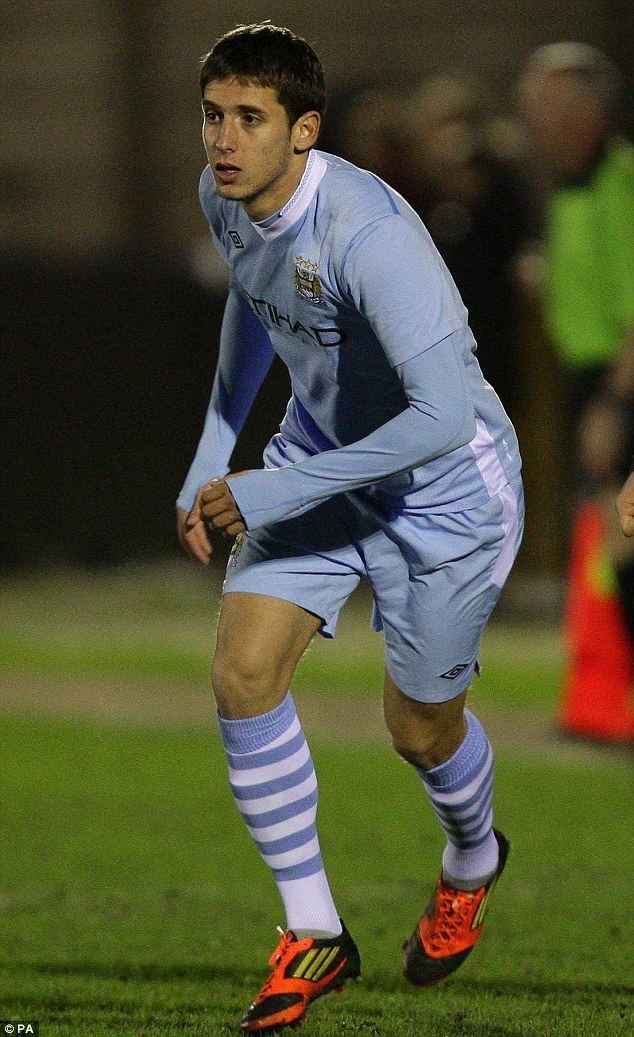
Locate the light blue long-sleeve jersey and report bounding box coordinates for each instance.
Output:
[177,150,521,529]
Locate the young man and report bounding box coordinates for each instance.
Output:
[177,24,523,1033]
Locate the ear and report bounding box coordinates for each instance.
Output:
[292,111,321,154]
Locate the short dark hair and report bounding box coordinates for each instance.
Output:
[200,23,326,127]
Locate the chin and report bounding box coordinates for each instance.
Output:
[212,178,244,200]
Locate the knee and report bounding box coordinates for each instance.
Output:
[210,643,290,718]
[385,699,467,770]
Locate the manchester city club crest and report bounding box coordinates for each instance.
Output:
[294,256,322,305]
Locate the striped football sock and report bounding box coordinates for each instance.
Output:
[417,709,499,890]
[218,692,341,938]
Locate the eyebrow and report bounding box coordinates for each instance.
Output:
[201,100,268,117]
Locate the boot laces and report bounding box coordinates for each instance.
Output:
[255,927,298,1001]
[428,884,475,951]
[268,926,296,968]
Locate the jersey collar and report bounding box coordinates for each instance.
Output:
[250,151,328,241]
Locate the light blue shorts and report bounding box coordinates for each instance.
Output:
[223,442,524,704]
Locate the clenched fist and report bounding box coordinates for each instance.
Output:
[200,477,247,538]
[176,473,248,566]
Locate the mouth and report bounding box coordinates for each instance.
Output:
[215,163,241,185]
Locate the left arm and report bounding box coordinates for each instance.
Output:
[579,326,633,482]
[204,328,475,531]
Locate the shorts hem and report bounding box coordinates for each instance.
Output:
[385,659,479,704]
[221,578,335,638]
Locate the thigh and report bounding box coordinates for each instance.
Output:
[223,496,364,639]
[215,590,322,690]
[368,479,524,703]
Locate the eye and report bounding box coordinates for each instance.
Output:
[203,110,220,123]
[242,113,260,126]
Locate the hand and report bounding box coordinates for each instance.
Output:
[176,492,213,566]
[616,471,634,537]
[200,476,247,538]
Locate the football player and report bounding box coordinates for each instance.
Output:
[177,24,523,1033]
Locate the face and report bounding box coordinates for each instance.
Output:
[202,77,320,220]
[520,71,607,176]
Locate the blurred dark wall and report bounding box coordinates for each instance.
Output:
[3,258,289,569]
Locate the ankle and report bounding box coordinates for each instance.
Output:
[442,829,499,889]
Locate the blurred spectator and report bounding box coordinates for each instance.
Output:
[399,76,538,421]
[520,42,634,638]
[334,84,412,192]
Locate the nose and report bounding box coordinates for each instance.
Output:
[215,118,237,154]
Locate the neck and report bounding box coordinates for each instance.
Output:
[243,152,310,222]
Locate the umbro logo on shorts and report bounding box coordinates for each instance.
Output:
[439,663,470,680]
[228,230,245,249]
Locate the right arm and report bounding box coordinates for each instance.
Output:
[176,286,275,563]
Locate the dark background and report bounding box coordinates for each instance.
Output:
[2,0,631,572]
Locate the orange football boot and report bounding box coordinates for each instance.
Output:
[241,922,360,1032]
[403,828,509,985]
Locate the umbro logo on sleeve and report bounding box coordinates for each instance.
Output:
[228,231,244,249]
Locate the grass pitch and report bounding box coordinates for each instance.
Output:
[0,564,632,1035]
[1,713,632,1036]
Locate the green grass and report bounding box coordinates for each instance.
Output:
[0,563,563,708]
[2,563,628,1033]
[1,712,631,1036]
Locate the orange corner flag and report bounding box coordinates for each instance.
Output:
[560,502,634,743]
